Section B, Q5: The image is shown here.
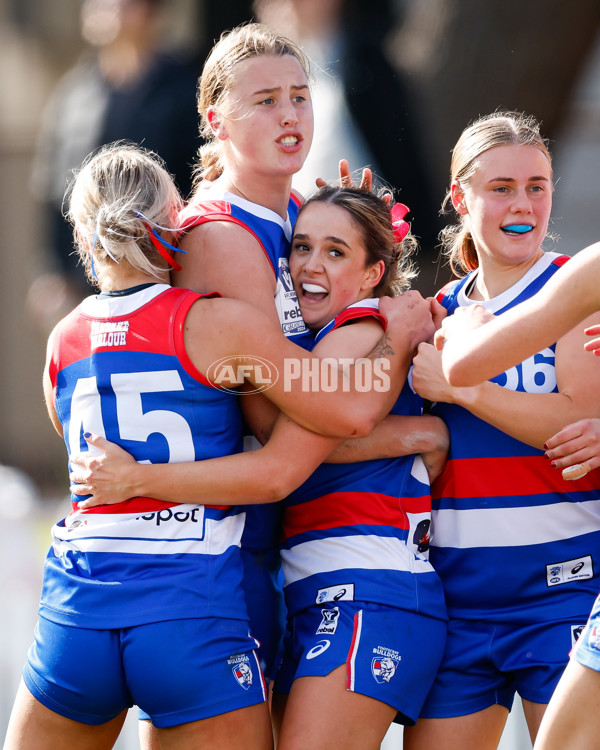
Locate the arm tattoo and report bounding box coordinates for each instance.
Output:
[368,332,395,361]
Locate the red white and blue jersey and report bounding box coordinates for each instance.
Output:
[431,252,600,624]
[43,284,248,629]
[281,299,447,621]
[180,187,312,347]
[179,188,314,552]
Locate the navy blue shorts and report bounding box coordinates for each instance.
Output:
[419,615,587,718]
[23,615,267,727]
[274,601,446,725]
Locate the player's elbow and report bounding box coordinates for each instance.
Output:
[264,466,310,502]
[262,481,289,503]
[354,414,377,438]
[331,411,376,440]
[301,406,375,440]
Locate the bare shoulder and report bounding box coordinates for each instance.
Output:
[175,220,276,302]
[178,220,266,257]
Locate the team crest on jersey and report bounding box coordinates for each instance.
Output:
[229,654,253,690]
[546,555,593,587]
[371,646,401,683]
[316,607,340,635]
[316,583,354,605]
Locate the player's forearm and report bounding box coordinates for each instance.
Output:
[128,452,293,505]
[326,414,448,463]
[456,383,599,450]
[444,244,600,386]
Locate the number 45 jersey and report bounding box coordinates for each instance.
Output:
[44,284,247,630]
[431,252,600,625]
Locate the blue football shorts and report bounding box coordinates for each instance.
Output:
[273,600,447,725]
[419,615,587,718]
[23,615,267,727]
[240,544,286,681]
[572,591,600,673]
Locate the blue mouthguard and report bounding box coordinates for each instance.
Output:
[503,224,533,233]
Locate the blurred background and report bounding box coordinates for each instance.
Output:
[1,0,599,746]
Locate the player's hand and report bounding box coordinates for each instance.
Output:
[412,342,457,403]
[380,292,434,351]
[316,159,392,204]
[544,418,600,480]
[434,304,494,350]
[429,296,448,334]
[584,324,600,355]
[69,433,138,508]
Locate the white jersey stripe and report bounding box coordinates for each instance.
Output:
[432,499,600,549]
[51,510,245,556]
[282,535,433,586]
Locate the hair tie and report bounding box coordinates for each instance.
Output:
[133,210,188,272]
[390,202,410,242]
[90,230,98,279]
[90,228,120,278]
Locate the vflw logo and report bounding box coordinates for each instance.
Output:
[316,607,340,635]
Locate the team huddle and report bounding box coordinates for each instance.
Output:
[4,21,600,750]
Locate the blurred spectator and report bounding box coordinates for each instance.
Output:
[28,0,202,329]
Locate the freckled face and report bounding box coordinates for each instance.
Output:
[214,54,314,178]
[289,202,384,330]
[455,144,553,269]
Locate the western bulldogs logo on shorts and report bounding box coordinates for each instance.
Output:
[316,607,340,635]
[371,656,398,683]
[371,645,402,684]
[229,655,253,690]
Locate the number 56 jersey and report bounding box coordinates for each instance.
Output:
[431,252,600,625]
[44,284,247,630]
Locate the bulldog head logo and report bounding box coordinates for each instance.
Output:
[372,656,398,683]
[233,661,253,689]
